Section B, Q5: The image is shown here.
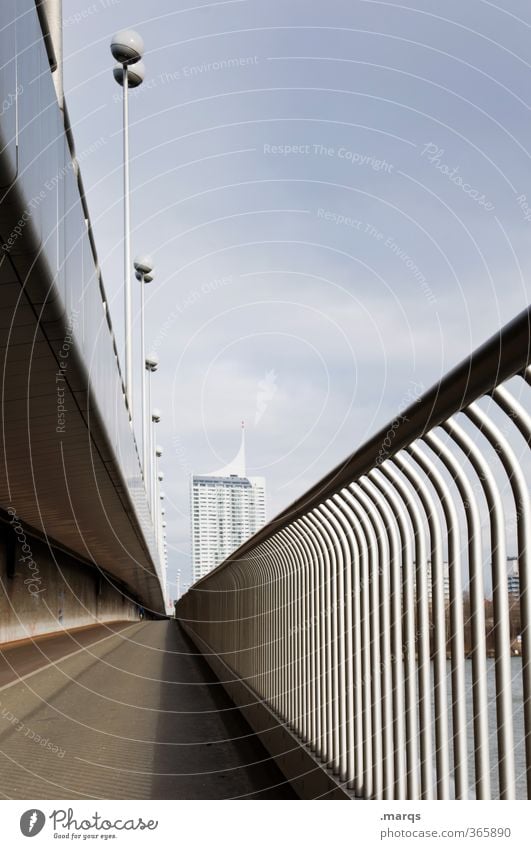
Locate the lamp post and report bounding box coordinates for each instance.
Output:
[111,29,145,414]
[151,410,161,524]
[157,468,164,562]
[145,356,158,510]
[160,489,165,552]
[134,255,154,477]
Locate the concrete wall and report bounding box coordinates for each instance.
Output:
[0,516,139,644]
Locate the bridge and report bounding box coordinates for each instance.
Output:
[0,0,530,801]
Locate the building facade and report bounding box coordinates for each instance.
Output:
[190,428,266,583]
[416,560,450,604]
[507,557,520,596]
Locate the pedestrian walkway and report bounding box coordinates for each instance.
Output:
[0,621,296,799]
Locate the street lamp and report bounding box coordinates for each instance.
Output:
[155,448,163,515]
[111,29,145,414]
[155,465,164,561]
[111,29,144,64]
[145,355,158,510]
[113,60,145,88]
[151,409,161,530]
[134,254,154,478]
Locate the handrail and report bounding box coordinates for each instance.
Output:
[194,305,531,586]
[178,304,531,800]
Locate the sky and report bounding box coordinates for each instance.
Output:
[61,0,531,599]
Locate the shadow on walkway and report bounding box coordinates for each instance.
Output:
[150,622,297,799]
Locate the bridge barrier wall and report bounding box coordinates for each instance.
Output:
[0,0,165,612]
[0,512,139,644]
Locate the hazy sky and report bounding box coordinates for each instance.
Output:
[62,0,531,597]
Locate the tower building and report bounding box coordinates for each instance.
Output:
[190,425,266,582]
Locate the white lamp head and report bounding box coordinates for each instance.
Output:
[146,354,159,372]
[113,60,145,88]
[111,29,144,65]
[158,472,164,482]
[134,254,154,275]
[156,445,163,458]
[152,408,161,423]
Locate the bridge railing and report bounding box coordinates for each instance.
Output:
[177,307,531,800]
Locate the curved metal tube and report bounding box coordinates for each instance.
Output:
[359,476,407,799]
[297,515,331,759]
[320,501,356,784]
[392,452,451,799]
[327,495,361,792]
[466,400,530,797]
[307,511,341,774]
[257,538,284,712]
[406,442,468,799]
[369,468,420,800]
[342,488,381,799]
[301,514,334,765]
[423,429,491,800]
[285,523,316,746]
[261,536,291,720]
[350,482,394,799]
[379,460,434,799]
[443,414,515,800]
[492,383,531,796]
[335,490,374,797]
[493,384,531,443]
[289,520,322,751]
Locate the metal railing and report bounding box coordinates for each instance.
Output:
[177,306,531,800]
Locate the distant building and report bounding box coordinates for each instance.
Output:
[190,425,266,583]
[421,560,450,603]
[507,557,520,596]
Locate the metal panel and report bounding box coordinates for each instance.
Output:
[0,0,18,186]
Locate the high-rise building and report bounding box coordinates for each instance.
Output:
[190,425,266,583]
[507,557,520,596]
[417,560,450,603]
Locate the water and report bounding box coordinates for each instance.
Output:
[438,658,526,799]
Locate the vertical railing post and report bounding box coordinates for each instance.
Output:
[407,443,468,799]
[393,453,451,799]
[369,469,420,800]
[424,429,491,799]
[444,415,516,800]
